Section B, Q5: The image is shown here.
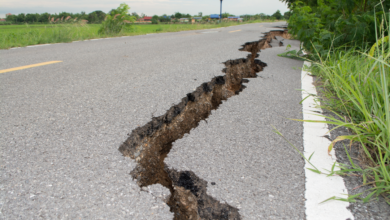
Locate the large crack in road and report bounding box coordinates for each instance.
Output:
[119,29,289,220]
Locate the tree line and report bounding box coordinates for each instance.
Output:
[5,11,106,24]
[4,9,289,24]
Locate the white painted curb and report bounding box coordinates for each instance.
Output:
[301,61,354,220]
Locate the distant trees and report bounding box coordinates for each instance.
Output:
[131,12,139,19]
[16,13,26,22]
[240,11,286,21]
[222,12,235,18]
[272,10,283,20]
[159,14,171,22]
[283,11,291,20]
[151,15,159,24]
[88,10,106,23]
[5,11,89,24]
[38,13,50,22]
[173,12,191,19]
[4,8,288,25]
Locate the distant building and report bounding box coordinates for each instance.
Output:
[228,16,240,21]
[137,16,153,23]
[193,17,202,20]
[210,14,220,19]
[179,18,189,22]
[143,16,152,21]
[6,13,12,16]
[0,18,5,22]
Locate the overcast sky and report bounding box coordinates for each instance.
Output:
[0,0,289,18]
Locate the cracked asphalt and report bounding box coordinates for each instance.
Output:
[0,22,305,219]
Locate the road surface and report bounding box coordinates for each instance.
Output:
[1,22,329,219]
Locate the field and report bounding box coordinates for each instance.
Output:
[0,20,273,49]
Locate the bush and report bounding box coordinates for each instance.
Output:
[98,3,135,35]
[284,0,390,57]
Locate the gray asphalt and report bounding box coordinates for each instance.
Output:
[0,22,305,219]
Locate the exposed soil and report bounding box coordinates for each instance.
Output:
[119,29,288,220]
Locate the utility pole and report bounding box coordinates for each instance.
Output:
[220,0,223,23]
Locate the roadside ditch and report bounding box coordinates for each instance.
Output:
[119,29,290,220]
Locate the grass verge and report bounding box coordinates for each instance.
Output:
[0,20,279,49]
[306,44,390,204]
[276,9,389,205]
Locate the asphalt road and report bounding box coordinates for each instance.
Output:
[0,22,305,219]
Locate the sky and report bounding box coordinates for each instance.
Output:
[0,0,289,18]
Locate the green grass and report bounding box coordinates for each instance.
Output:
[276,43,390,204]
[308,45,390,202]
[0,20,277,49]
[274,9,390,204]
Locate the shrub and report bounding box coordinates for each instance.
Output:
[98,3,135,35]
[283,0,390,57]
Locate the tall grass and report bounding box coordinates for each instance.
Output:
[0,24,100,48]
[275,6,389,203]
[305,12,390,203]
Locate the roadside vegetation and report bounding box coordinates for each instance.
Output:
[279,0,389,204]
[0,20,277,49]
[0,3,284,49]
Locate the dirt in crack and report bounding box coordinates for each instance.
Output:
[119,29,288,220]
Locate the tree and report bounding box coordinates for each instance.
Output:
[283,11,291,20]
[131,12,139,19]
[198,12,203,17]
[151,15,159,24]
[88,12,98,23]
[16,13,26,23]
[272,10,282,20]
[88,10,106,23]
[25,13,39,23]
[160,14,170,22]
[95,11,106,22]
[6,14,17,23]
[38,13,51,23]
[174,12,182,19]
[80,11,88,20]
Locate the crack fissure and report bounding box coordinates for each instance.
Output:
[119,29,289,220]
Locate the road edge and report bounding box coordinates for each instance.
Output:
[301,61,354,220]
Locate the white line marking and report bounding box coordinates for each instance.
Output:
[302,61,354,220]
[26,44,51,48]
